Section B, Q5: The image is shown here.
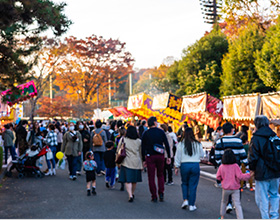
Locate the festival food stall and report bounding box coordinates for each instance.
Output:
[223,93,261,140]
[127,92,186,132]
[0,80,37,125]
[259,92,280,136]
[181,92,223,130]
[181,92,224,162]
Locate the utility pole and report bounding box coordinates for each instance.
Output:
[109,74,111,107]
[96,84,99,109]
[129,73,133,95]
[200,0,222,24]
[50,74,53,103]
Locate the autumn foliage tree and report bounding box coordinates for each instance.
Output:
[36,96,73,119]
[54,35,134,111]
[221,0,280,38]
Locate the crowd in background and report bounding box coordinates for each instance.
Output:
[0,115,279,219]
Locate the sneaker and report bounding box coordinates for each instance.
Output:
[240,188,244,192]
[52,169,56,176]
[106,182,109,188]
[214,183,222,188]
[109,185,115,189]
[100,170,106,175]
[45,170,52,176]
[76,171,81,176]
[97,173,102,177]
[250,187,254,191]
[72,175,77,180]
[92,188,97,195]
[151,198,157,203]
[87,190,91,196]
[69,175,73,180]
[226,203,233,213]
[166,181,174,186]
[181,200,189,209]
[189,205,197,211]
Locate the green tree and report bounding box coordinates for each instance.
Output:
[220,24,272,97]
[255,16,280,90]
[0,0,71,92]
[167,25,228,97]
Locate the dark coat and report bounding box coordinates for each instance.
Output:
[249,126,280,181]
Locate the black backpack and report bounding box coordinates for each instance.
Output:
[209,146,217,167]
[262,135,280,172]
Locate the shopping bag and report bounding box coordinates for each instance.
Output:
[56,158,66,170]
[46,149,53,160]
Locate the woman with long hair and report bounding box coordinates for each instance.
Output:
[174,126,204,211]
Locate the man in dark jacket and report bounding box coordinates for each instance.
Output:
[249,115,280,219]
[141,116,171,202]
[16,120,28,156]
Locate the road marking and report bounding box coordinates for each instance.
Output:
[200,170,216,179]
[200,165,215,169]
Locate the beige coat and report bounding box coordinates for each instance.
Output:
[117,137,143,170]
[62,131,83,157]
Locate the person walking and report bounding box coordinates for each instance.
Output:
[16,120,28,156]
[141,116,171,202]
[104,141,117,189]
[62,122,83,180]
[217,149,252,219]
[91,119,107,176]
[160,124,174,185]
[2,124,16,164]
[249,115,280,219]
[44,124,58,176]
[118,126,142,202]
[83,151,97,196]
[214,122,248,213]
[174,127,204,211]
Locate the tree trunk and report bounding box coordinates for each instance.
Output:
[29,98,38,123]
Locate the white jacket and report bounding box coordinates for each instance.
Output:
[174,141,204,167]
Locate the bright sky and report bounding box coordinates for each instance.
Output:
[52,0,212,69]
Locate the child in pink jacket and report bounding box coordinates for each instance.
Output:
[216,149,252,219]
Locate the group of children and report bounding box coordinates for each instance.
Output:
[83,140,117,196]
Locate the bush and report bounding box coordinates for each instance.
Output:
[0,147,3,172]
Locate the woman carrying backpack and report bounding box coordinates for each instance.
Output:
[90,119,108,176]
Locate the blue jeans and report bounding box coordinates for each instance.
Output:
[180,162,200,206]
[4,146,16,164]
[76,152,83,172]
[46,146,56,170]
[94,152,105,174]
[255,178,280,219]
[67,155,78,176]
[106,168,116,186]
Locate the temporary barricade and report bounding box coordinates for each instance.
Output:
[181,92,223,129]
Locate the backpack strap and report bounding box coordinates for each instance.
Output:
[98,129,103,135]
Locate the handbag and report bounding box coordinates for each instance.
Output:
[154,143,165,154]
[115,138,126,164]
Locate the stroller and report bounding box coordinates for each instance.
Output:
[6,144,50,179]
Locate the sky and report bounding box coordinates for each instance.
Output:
[51,0,212,69]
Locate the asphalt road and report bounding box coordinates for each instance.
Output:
[0,164,262,219]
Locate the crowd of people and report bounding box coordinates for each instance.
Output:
[1,115,280,219]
